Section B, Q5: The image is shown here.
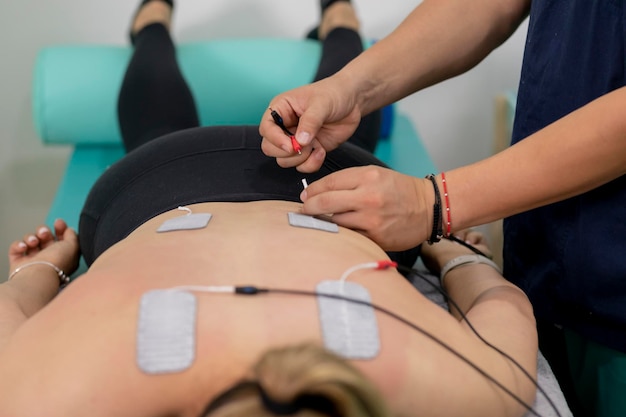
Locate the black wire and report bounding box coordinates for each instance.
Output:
[234,233,563,416]
[237,286,545,417]
[269,108,295,136]
[443,235,491,258]
[396,265,563,417]
[418,236,561,415]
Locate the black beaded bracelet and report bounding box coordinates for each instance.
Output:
[425,174,443,244]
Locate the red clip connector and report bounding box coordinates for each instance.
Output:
[290,136,302,155]
[269,108,302,155]
[376,260,398,270]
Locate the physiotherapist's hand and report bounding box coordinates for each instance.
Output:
[299,166,432,250]
[260,77,362,173]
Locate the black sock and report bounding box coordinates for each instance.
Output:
[307,0,352,40]
[321,0,350,12]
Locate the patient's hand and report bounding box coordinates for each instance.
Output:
[421,230,492,276]
[8,219,80,278]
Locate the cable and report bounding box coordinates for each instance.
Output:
[444,235,491,258]
[339,261,546,403]
[269,107,302,154]
[231,285,545,417]
[338,260,397,283]
[397,264,563,417]
[335,258,561,417]
[168,258,561,416]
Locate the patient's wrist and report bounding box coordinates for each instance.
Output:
[439,254,501,287]
[8,261,70,286]
[422,244,472,272]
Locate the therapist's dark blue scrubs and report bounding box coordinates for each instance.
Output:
[505,1,626,416]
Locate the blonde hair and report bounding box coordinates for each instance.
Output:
[202,343,392,417]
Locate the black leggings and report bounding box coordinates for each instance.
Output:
[117,24,380,153]
[79,24,419,268]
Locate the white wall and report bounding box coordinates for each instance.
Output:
[0,0,527,276]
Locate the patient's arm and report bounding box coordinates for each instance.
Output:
[422,230,534,321]
[0,219,79,350]
[422,232,538,407]
[421,230,537,408]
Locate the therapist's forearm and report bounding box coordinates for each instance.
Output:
[337,0,530,114]
[445,86,626,231]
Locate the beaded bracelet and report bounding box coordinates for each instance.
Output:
[441,172,452,237]
[425,174,443,244]
[8,261,70,285]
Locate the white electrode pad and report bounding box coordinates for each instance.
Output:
[156,213,213,232]
[316,280,380,359]
[137,290,197,374]
[288,212,338,233]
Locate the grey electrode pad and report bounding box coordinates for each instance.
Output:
[137,290,197,374]
[156,213,213,232]
[288,212,338,233]
[316,280,380,359]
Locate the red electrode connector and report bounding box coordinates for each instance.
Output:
[269,108,302,155]
[376,260,398,270]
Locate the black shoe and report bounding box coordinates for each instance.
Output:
[306,0,351,40]
[129,0,174,45]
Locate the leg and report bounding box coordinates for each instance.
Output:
[118,1,200,152]
[312,2,381,153]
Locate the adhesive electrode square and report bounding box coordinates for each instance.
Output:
[288,212,338,233]
[156,213,213,232]
[315,280,380,359]
[137,290,197,374]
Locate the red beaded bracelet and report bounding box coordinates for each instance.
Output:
[441,172,452,237]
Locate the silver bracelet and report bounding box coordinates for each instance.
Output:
[8,261,70,285]
[440,254,501,287]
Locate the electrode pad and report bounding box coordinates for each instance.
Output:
[288,212,338,233]
[157,213,213,232]
[316,280,380,359]
[137,290,197,374]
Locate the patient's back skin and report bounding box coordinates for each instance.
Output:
[0,201,536,417]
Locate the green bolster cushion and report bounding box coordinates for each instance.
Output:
[33,38,436,230]
[33,38,328,145]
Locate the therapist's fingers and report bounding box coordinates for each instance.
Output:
[293,139,327,173]
[260,93,321,155]
[264,142,323,172]
[260,105,299,157]
[301,166,362,196]
[300,168,363,212]
[260,102,326,171]
[322,210,368,233]
[302,188,361,219]
[260,131,293,157]
[272,145,313,168]
[301,167,431,250]
[292,103,327,149]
